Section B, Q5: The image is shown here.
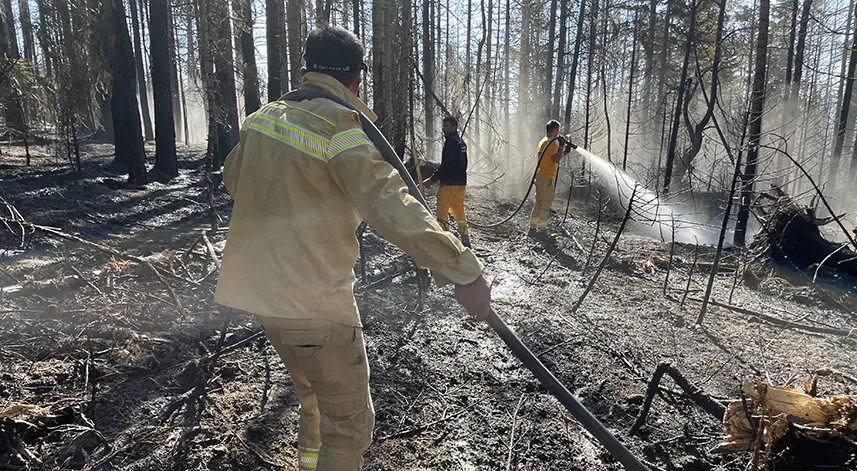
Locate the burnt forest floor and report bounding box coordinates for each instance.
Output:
[1,144,856,471]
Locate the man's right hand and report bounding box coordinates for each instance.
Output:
[455,274,491,321]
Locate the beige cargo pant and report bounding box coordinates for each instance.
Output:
[530,177,555,230]
[256,316,374,471]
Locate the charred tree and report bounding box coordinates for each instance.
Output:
[110,0,148,184]
[266,0,285,101]
[18,0,36,67]
[734,0,770,246]
[150,0,177,179]
[622,5,640,171]
[209,0,240,167]
[422,0,436,157]
[235,0,260,114]
[681,0,726,181]
[130,0,154,141]
[829,29,857,187]
[0,0,24,137]
[552,0,569,118]
[544,0,558,119]
[287,0,305,90]
[563,0,585,125]
[662,0,694,193]
[642,0,657,119]
[166,6,182,139]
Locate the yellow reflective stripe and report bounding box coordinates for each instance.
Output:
[298,447,319,470]
[244,113,327,160]
[275,100,336,126]
[327,129,372,158]
[243,111,374,161]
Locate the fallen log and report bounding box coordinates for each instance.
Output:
[750,189,857,279]
[714,379,857,470]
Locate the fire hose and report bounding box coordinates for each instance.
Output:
[281,89,649,471]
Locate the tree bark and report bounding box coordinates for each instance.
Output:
[35,0,51,76]
[583,0,598,148]
[210,0,240,168]
[552,0,569,117]
[622,5,640,171]
[373,0,389,136]
[504,0,510,165]
[734,0,770,246]
[563,0,586,125]
[353,0,359,35]
[832,0,854,168]
[166,5,182,139]
[0,0,24,136]
[683,0,726,175]
[266,0,284,100]
[1,0,18,59]
[422,0,436,157]
[517,0,531,144]
[544,0,558,119]
[642,0,657,119]
[18,0,36,67]
[150,0,177,178]
[110,0,148,184]
[829,30,857,187]
[655,0,672,147]
[236,0,260,113]
[287,0,305,90]
[663,0,695,193]
[131,0,154,141]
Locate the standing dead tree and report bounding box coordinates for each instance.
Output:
[109,0,147,184]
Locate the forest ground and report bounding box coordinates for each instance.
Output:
[1,143,855,471]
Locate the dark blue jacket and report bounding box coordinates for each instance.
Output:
[430,132,468,186]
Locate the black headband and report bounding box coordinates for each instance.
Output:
[305,57,368,74]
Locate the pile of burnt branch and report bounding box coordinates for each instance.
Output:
[715,379,857,470]
[632,363,857,470]
[747,189,857,280]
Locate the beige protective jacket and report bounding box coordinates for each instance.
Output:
[214,72,484,327]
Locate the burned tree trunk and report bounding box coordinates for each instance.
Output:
[150,0,177,179]
[110,0,148,184]
[210,0,240,168]
[130,0,154,142]
[663,0,695,193]
[236,0,261,114]
[734,0,771,246]
[266,0,285,101]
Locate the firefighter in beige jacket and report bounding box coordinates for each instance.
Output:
[215,27,490,471]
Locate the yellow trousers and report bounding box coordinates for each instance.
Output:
[436,185,470,235]
[257,316,374,471]
[530,177,554,230]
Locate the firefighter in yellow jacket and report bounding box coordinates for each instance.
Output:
[215,27,490,471]
[528,120,577,238]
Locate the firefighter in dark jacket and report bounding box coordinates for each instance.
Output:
[425,116,471,247]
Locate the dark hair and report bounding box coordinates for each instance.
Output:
[545,120,560,134]
[442,116,459,127]
[303,26,367,86]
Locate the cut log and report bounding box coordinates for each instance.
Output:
[714,379,857,470]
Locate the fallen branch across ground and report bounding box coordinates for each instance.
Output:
[630,362,726,434]
[686,297,856,337]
